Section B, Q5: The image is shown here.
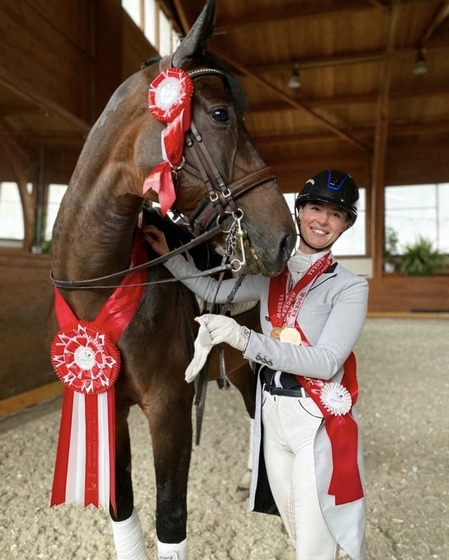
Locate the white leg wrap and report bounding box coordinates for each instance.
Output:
[111,508,150,560]
[157,537,188,560]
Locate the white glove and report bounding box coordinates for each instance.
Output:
[184,315,251,384]
[185,320,213,383]
[200,314,250,352]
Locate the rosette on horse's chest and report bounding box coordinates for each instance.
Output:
[51,321,121,395]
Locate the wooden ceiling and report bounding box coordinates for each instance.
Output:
[1,0,448,194]
[166,0,449,191]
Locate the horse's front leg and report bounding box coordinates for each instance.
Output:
[145,387,194,560]
[110,400,150,560]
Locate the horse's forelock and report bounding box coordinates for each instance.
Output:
[194,54,249,117]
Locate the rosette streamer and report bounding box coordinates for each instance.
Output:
[144,68,194,216]
[296,348,363,505]
[50,232,148,513]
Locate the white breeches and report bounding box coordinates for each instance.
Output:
[261,392,338,560]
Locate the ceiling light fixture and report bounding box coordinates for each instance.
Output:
[413,49,428,75]
[288,63,301,89]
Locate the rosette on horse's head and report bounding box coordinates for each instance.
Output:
[143,67,194,215]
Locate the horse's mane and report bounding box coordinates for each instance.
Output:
[141,54,249,118]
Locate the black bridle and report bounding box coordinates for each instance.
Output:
[175,67,276,237]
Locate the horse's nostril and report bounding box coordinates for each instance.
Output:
[281,233,296,260]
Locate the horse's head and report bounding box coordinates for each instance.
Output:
[66,0,295,278]
[132,0,296,276]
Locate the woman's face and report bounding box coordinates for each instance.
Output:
[298,201,349,253]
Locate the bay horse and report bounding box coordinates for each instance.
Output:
[49,0,296,558]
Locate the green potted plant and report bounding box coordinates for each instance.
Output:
[399,236,447,276]
[383,226,400,273]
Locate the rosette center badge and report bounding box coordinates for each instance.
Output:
[51,322,121,395]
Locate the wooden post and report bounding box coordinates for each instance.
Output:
[0,118,37,251]
[371,2,400,278]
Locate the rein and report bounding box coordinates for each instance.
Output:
[51,223,225,290]
[51,209,250,290]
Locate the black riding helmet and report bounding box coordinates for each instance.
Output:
[295,169,359,228]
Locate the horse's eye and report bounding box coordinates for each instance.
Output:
[211,108,229,123]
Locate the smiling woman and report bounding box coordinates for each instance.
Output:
[284,188,367,258]
[295,170,359,253]
[145,168,369,560]
[298,202,349,252]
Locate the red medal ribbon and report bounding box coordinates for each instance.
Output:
[148,68,194,124]
[51,231,148,514]
[268,260,364,505]
[269,252,332,328]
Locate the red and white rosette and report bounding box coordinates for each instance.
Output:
[50,322,121,511]
[319,382,352,416]
[51,321,120,394]
[144,68,194,216]
[148,68,193,124]
[50,232,148,515]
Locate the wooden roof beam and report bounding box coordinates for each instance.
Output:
[418,0,449,47]
[248,86,449,112]
[0,75,91,136]
[171,0,190,35]
[208,47,371,153]
[251,119,449,145]
[371,0,400,278]
[365,0,388,9]
[250,45,449,74]
[212,0,423,34]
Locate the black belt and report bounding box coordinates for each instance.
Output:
[264,385,310,398]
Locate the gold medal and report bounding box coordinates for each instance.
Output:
[270,326,284,339]
[279,327,302,345]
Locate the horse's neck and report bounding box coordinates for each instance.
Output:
[54,180,141,278]
[52,185,142,320]
[51,71,159,317]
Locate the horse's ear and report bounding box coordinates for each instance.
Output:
[171,0,216,68]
